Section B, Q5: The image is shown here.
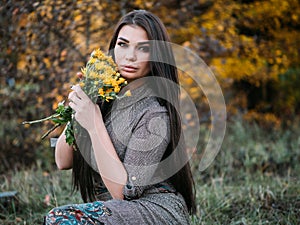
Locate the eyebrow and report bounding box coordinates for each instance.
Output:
[118,37,129,43]
[137,41,150,46]
[117,37,150,46]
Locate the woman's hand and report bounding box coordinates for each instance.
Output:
[68,84,103,132]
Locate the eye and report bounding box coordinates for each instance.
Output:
[117,41,127,47]
[138,45,150,53]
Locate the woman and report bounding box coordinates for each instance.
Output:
[45,10,196,224]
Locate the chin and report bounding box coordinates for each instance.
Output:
[121,72,138,80]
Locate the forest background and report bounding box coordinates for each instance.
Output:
[0,0,300,223]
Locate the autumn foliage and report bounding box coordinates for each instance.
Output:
[1,0,300,172]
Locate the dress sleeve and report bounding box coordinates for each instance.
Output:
[122,109,170,200]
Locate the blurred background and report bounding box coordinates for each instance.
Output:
[1,0,299,172]
[0,0,300,223]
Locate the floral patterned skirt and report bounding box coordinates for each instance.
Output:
[44,201,110,224]
[44,192,190,225]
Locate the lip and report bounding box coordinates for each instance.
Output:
[121,65,138,72]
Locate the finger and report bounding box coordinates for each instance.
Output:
[71,84,89,101]
[77,72,84,80]
[68,91,74,100]
[68,101,78,111]
[68,91,80,103]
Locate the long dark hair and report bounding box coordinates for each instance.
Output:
[72,10,196,214]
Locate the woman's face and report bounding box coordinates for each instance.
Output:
[114,25,150,82]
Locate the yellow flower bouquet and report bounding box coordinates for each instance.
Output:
[22,48,130,147]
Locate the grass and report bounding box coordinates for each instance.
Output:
[191,174,299,224]
[1,119,299,224]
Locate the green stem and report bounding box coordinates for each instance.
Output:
[41,123,61,140]
[22,113,60,125]
[72,140,79,151]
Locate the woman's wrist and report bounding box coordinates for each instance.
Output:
[87,106,105,136]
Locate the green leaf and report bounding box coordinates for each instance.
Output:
[65,122,75,146]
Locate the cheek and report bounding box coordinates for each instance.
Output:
[114,48,123,65]
[141,61,150,73]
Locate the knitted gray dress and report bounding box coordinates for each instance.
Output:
[45,86,190,225]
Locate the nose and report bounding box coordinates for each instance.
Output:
[125,47,137,62]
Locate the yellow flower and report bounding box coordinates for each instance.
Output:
[111,79,118,87]
[106,88,114,93]
[117,77,126,84]
[89,71,98,79]
[92,49,105,58]
[98,88,104,96]
[103,78,113,85]
[81,67,87,75]
[105,96,114,102]
[88,57,97,64]
[114,86,121,93]
[102,67,115,76]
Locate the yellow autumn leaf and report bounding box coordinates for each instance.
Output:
[43,58,51,68]
[17,60,27,70]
